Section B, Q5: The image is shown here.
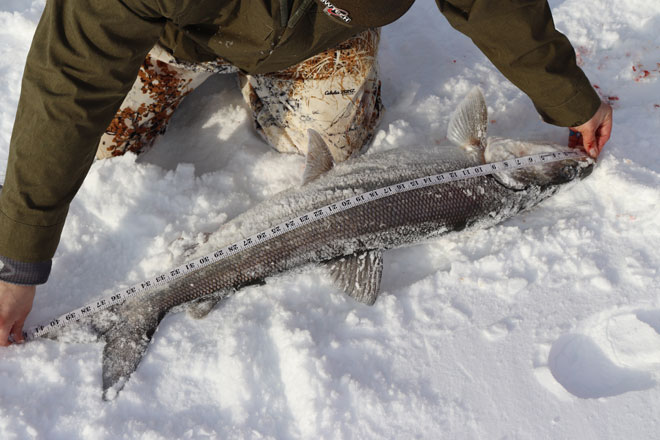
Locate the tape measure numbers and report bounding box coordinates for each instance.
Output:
[24,150,588,340]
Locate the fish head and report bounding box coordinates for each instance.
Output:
[446,87,594,190]
[484,137,595,190]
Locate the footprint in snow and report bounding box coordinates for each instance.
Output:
[542,308,660,399]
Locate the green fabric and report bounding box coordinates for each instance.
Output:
[160,0,366,74]
[0,0,601,263]
[437,0,600,126]
[0,0,165,262]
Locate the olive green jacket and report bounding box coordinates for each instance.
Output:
[0,0,600,276]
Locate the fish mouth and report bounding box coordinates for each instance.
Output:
[484,137,595,190]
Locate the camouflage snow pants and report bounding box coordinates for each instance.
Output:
[97,29,383,163]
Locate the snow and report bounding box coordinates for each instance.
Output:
[1,0,660,438]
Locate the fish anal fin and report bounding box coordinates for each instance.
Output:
[447,87,488,156]
[302,129,335,185]
[326,250,383,305]
[101,302,165,401]
[186,293,223,319]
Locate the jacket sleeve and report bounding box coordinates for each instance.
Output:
[0,0,168,266]
[436,0,601,127]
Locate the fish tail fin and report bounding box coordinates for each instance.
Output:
[447,87,488,155]
[100,301,165,401]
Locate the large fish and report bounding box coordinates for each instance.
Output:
[53,88,594,399]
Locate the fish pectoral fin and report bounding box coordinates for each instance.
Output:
[101,303,165,401]
[325,250,384,306]
[447,87,488,156]
[302,129,335,185]
[186,293,224,319]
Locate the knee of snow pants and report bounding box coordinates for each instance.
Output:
[96,45,238,159]
[97,29,383,163]
[239,29,384,162]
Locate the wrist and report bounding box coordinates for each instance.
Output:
[0,255,51,285]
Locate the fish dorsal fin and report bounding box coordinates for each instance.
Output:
[447,87,488,154]
[302,129,335,185]
[326,250,383,305]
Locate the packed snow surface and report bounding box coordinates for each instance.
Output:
[1,1,659,438]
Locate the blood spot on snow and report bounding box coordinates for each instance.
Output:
[632,62,655,82]
[574,46,590,67]
[591,84,618,107]
[634,70,650,82]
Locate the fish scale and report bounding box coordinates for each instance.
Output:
[145,173,515,316]
[43,88,594,400]
[101,144,584,399]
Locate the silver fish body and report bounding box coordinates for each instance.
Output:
[71,88,594,399]
[154,149,569,307]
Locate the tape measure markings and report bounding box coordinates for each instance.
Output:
[25,150,587,340]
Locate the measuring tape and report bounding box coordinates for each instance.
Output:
[24,150,588,340]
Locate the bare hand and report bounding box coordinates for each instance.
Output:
[570,101,613,158]
[0,281,36,346]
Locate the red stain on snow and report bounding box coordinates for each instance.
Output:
[592,84,620,107]
[632,62,659,82]
[575,46,590,67]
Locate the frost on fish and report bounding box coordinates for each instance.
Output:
[56,88,594,400]
[447,87,488,158]
[485,138,594,190]
[325,250,383,305]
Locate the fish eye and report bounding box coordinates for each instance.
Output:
[560,164,577,181]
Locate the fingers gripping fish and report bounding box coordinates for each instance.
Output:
[48,88,594,400]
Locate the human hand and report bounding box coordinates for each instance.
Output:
[569,101,613,158]
[0,280,36,346]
